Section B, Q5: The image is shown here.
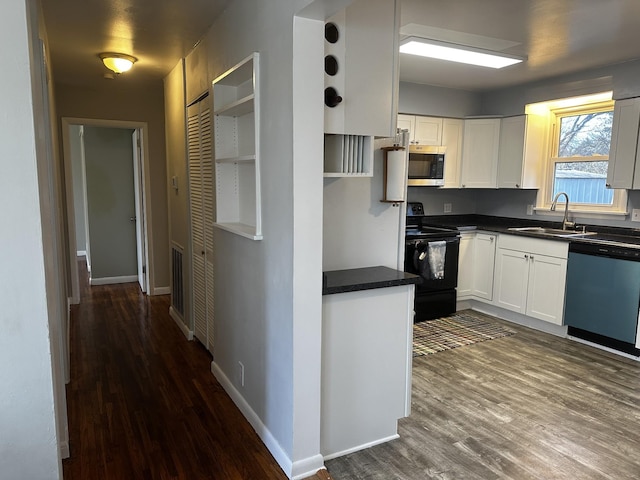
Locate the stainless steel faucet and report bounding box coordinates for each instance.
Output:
[550,192,575,230]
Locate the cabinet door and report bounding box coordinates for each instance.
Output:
[472,233,496,300]
[397,114,416,143]
[497,115,526,188]
[526,254,567,325]
[608,98,640,189]
[461,118,500,188]
[414,116,443,145]
[442,118,464,188]
[457,232,475,299]
[493,248,529,313]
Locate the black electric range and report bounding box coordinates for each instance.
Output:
[405,203,460,322]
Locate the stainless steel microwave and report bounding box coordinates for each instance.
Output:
[407,145,446,186]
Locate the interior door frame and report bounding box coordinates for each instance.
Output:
[62,117,153,302]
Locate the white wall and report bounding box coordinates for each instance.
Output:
[323,140,405,271]
[398,81,482,118]
[0,0,61,477]
[197,1,347,478]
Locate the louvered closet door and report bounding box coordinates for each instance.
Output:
[200,105,215,352]
[187,102,208,346]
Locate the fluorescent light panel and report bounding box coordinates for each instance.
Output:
[400,37,524,69]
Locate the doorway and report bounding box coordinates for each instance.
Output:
[62,118,152,302]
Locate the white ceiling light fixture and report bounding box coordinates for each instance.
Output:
[99,53,137,74]
[400,37,525,69]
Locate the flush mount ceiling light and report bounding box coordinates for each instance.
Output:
[99,53,137,74]
[399,37,525,69]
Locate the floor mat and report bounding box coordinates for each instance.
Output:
[413,311,515,356]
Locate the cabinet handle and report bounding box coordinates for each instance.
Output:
[606,183,611,188]
[515,184,520,188]
[490,237,494,242]
[530,255,534,261]
[524,254,529,260]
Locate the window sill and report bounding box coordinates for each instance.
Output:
[533,207,628,220]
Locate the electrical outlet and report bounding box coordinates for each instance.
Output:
[526,204,534,216]
[444,203,452,213]
[632,209,640,222]
[238,361,245,387]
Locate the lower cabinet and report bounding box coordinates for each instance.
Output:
[493,235,568,325]
[457,231,497,301]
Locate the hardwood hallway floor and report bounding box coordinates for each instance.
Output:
[326,312,640,480]
[63,259,332,480]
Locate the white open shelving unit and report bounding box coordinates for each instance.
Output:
[212,52,262,240]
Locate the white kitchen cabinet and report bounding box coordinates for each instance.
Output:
[472,232,497,300]
[456,231,496,301]
[493,234,568,325]
[397,114,414,140]
[497,114,547,189]
[321,284,413,459]
[324,0,399,137]
[212,53,262,240]
[461,118,501,188]
[396,114,443,145]
[608,97,640,190]
[457,232,474,298]
[442,118,464,188]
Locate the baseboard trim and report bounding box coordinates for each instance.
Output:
[322,434,399,461]
[170,306,193,341]
[60,440,70,459]
[90,275,138,286]
[211,361,296,478]
[292,454,325,480]
[465,300,568,338]
[153,286,171,296]
[76,250,87,257]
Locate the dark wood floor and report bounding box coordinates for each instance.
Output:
[326,311,640,480]
[63,259,333,480]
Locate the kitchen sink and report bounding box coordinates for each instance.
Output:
[507,226,598,237]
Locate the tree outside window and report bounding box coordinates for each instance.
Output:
[552,109,614,206]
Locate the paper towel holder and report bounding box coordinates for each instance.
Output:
[380,146,406,207]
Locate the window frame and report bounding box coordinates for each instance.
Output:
[537,100,628,216]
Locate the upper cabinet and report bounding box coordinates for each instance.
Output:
[185,40,209,105]
[497,114,547,189]
[212,53,262,240]
[442,118,464,188]
[461,118,501,188]
[607,97,640,190]
[397,114,443,145]
[324,0,399,137]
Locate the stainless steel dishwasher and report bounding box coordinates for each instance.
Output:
[565,241,640,355]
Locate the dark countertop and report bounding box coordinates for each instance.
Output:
[422,214,640,249]
[322,266,422,296]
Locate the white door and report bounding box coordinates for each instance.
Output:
[414,116,443,145]
[471,233,496,300]
[188,97,215,352]
[526,254,567,325]
[494,248,529,313]
[457,233,474,299]
[461,118,500,188]
[132,129,147,293]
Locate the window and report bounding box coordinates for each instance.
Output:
[535,95,627,216]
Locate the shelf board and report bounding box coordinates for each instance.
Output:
[215,155,256,164]
[214,94,254,117]
[323,172,374,178]
[214,222,263,241]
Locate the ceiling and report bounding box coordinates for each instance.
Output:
[41,0,640,92]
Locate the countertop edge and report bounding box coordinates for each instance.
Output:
[322,266,421,296]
